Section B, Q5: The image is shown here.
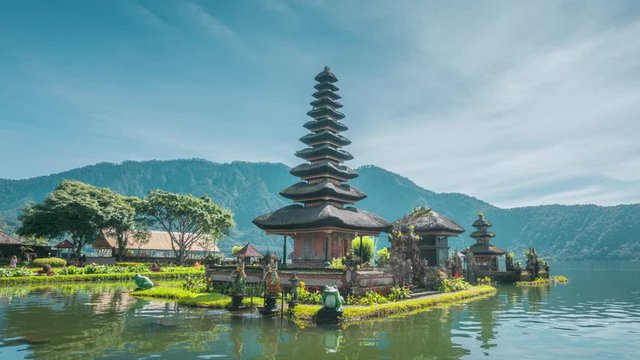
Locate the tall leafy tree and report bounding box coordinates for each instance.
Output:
[17,180,142,260]
[137,190,235,264]
[102,196,149,260]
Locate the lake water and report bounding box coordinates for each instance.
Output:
[1,261,639,359]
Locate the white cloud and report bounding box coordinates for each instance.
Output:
[345,2,640,207]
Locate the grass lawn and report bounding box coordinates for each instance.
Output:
[132,286,264,308]
[291,285,497,323]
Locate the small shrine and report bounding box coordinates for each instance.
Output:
[462,214,506,272]
[253,67,389,267]
[392,207,465,268]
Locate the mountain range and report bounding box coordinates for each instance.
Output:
[1,159,638,261]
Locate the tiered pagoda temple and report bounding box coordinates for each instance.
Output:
[462,213,506,271]
[253,67,389,267]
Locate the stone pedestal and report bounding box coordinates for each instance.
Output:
[260,295,278,317]
[229,294,246,311]
[315,307,343,323]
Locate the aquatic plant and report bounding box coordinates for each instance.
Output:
[181,275,210,293]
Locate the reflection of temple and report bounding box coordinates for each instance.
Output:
[393,208,465,268]
[253,67,389,267]
[463,214,506,272]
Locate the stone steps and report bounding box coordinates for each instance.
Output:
[411,290,439,299]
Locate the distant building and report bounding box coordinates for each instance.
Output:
[94,230,220,259]
[253,67,389,267]
[0,231,52,259]
[393,208,465,268]
[462,214,506,272]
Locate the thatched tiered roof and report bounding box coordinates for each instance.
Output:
[464,214,505,255]
[253,67,389,233]
[393,208,465,236]
[254,202,389,233]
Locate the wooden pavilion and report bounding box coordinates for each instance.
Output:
[393,207,465,268]
[253,67,389,267]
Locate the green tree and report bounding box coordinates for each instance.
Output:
[137,190,235,264]
[17,180,128,260]
[102,196,149,260]
[352,236,375,264]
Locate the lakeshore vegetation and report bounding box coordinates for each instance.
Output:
[13,179,234,264]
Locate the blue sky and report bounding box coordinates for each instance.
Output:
[1,0,639,208]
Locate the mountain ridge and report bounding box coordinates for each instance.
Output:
[1,159,638,260]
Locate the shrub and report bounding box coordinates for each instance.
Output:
[328,257,346,269]
[294,282,322,304]
[32,257,67,267]
[355,290,389,306]
[478,276,492,285]
[438,276,472,293]
[352,236,375,264]
[57,265,82,275]
[0,267,36,277]
[387,285,411,302]
[0,269,204,285]
[376,248,390,268]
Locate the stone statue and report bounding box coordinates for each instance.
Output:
[133,274,154,290]
[321,285,344,312]
[230,262,247,296]
[264,264,281,296]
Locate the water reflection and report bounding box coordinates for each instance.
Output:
[1,261,639,359]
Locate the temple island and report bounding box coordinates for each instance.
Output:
[203,67,554,316]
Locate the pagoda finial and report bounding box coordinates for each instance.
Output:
[324,66,331,71]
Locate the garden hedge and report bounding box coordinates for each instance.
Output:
[0,269,204,285]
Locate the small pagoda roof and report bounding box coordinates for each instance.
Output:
[303,118,348,132]
[0,231,23,246]
[314,66,338,83]
[299,131,351,147]
[462,243,506,255]
[393,208,465,235]
[253,202,390,233]
[473,214,492,227]
[314,82,339,92]
[312,90,341,100]
[470,230,496,239]
[232,243,263,258]
[310,97,343,109]
[295,145,353,162]
[54,239,74,249]
[290,161,358,180]
[280,180,367,203]
[307,106,345,121]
